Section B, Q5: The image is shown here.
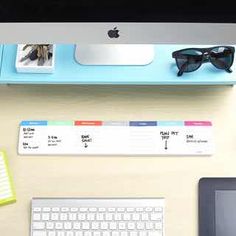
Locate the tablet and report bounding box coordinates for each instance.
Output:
[199,178,236,236]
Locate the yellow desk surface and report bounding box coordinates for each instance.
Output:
[0,85,236,236]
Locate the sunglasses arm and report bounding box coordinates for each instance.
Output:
[177,62,188,76]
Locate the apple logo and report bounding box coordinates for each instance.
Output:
[108,27,120,38]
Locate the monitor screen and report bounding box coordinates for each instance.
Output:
[0,0,236,22]
[215,190,236,236]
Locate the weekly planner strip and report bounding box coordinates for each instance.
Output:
[18,121,214,155]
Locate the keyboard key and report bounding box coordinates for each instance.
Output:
[82,222,90,230]
[89,208,97,212]
[64,222,72,230]
[148,231,162,236]
[141,213,149,221]
[112,232,119,236]
[57,232,65,236]
[137,222,145,230]
[154,223,162,230]
[108,208,115,212]
[127,222,135,230]
[75,232,83,236]
[48,232,56,236]
[33,213,41,221]
[118,222,126,230]
[154,207,163,212]
[80,208,88,212]
[146,222,154,230]
[98,207,106,212]
[69,213,77,221]
[84,233,92,236]
[151,213,162,221]
[42,213,50,221]
[101,222,109,230]
[121,232,128,236]
[73,222,81,229]
[62,207,69,212]
[55,222,63,230]
[46,222,54,230]
[96,213,104,221]
[60,213,68,221]
[33,207,41,212]
[130,232,138,236]
[52,207,60,212]
[145,207,153,212]
[132,213,140,221]
[91,222,99,230]
[78,213,86,220]
[71,208,78,212]
[51,213,59,221]
[117,208,125,212]
[93,232,101,236]
[102,232,110,236]
[105,213,113,221]
[109,222,117,230]
[136,208,143,212]
[139,232,147,236]
[42,207,50,212]
[32,231,46,236]
[87,213,95,221]
[114,213,122,221]
[127,208,134,212]
[66,232,74,236]
[123,213,131,220]
[33,222,45,230]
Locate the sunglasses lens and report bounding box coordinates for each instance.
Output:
[176,49,203,72]
[210,47,234,69]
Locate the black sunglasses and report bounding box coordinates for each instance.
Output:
[172,46,235,76]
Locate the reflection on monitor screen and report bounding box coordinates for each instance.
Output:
[216,190,236,236]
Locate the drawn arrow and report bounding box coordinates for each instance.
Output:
[165,140,168,150]
[84,143,88,148]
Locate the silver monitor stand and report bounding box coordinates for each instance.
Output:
[74,44,155,65]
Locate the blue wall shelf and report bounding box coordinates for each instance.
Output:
[0,44,236,85]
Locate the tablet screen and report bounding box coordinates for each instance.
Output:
[215,190,236,236]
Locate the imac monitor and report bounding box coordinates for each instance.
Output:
[0,1,236,65]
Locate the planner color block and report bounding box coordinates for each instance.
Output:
[0,151,16,206]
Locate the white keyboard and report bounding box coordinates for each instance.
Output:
[31,198,165,236]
